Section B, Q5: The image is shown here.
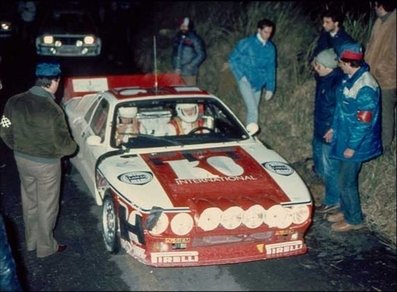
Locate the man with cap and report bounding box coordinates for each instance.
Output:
[0,62,77,257]
[311,48,344,214]
[172,17,207,86]
[324,42,382,232]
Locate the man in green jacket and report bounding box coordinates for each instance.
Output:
[0,62,77,258]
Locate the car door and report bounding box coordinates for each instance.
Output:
[72,95,110,197]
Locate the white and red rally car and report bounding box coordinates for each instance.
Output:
[62,73,313,267]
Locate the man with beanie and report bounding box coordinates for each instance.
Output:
[227,18,277,125]
[311,48,344,214]
[365,0,396,152]
[172,17,207,86]
[0,62,77,257]
[324,42,382,232]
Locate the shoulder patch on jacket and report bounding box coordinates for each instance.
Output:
[0,115,12,128]
[357,111,372,123]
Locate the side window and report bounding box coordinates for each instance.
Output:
[90,99,109,142]
[84,95,102,123]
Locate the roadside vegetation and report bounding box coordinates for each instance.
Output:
[133,1,396,248]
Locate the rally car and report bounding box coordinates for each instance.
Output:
[62,73,313,267]
[35,7,101,57]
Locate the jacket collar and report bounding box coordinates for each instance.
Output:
[29,86,55,100]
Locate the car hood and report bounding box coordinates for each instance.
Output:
[98,145,311,212]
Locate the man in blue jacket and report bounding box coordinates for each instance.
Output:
[311,48,344,214]
[324,42,382,232]
[172,17,206,86]
[228,18,276,125]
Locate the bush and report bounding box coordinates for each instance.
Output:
[133,1,396,248]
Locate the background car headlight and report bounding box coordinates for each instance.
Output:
[290,205,310,224]
[84,35,95,45]
[264,205,293,229]
[43,35,54,44]
[170,213,193,235]
[198,207,222,231]
[243,204,265,229]
[221,206,243,230]
[149,212,169,235]
[1,22,11,31]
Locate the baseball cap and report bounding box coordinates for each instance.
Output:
[35,62,62,77]
[338,42,364,61]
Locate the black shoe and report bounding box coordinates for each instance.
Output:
[57,244,67,253]
[316,204,340,214]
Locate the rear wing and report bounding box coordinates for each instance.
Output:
[63,73,186,102]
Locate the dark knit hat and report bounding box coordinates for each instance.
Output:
[315,48,338,69]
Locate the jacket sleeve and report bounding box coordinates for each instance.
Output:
[0,99,15,150]
[347,86,379,150]
[229,38,250,81]
[172,35,181,70]
[190,34,206,68]
[52,110,78,157]
[266,43,276,93]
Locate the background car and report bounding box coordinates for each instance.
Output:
[62,73,313,267]
[35,7,101,57]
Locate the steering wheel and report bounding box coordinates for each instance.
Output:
[188,126,215,135]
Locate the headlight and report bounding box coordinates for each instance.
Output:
[170,213,193,235]
[198,207,222,231]
[76,40,83,47]
[1,22,11,31]
[84,35,95,45]
[149,212,169,235]
[243,204,265,229]
[54,40,62,47]
[264,205,292,229]
[43,35,54,44]
[290,205,310,224]
[221,206,243,230]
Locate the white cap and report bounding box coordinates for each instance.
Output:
[119,107,137,118]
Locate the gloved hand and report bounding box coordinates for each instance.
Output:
[264,90,273,101]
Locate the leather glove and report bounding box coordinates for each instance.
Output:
[264,90,273,101]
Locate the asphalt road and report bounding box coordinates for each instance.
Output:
[0,35,396,292]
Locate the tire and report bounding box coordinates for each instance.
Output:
[102,196,120,253]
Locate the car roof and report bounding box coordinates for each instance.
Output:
[63,73,210,102]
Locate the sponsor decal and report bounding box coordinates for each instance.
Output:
[151,251,199,264]
[175,175,257,185]
[275,229,295,236]
[118,171,153,185]
[165,238,190,244]
[263,161,294,176]
[72,77,108,92]
[265,240,303,255]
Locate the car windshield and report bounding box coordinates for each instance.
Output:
[112,97,249,148]
[40,10,96,34]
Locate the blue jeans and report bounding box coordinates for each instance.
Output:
[312,137,340,205]
[237,76,261,125]
[336,159,364,225]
